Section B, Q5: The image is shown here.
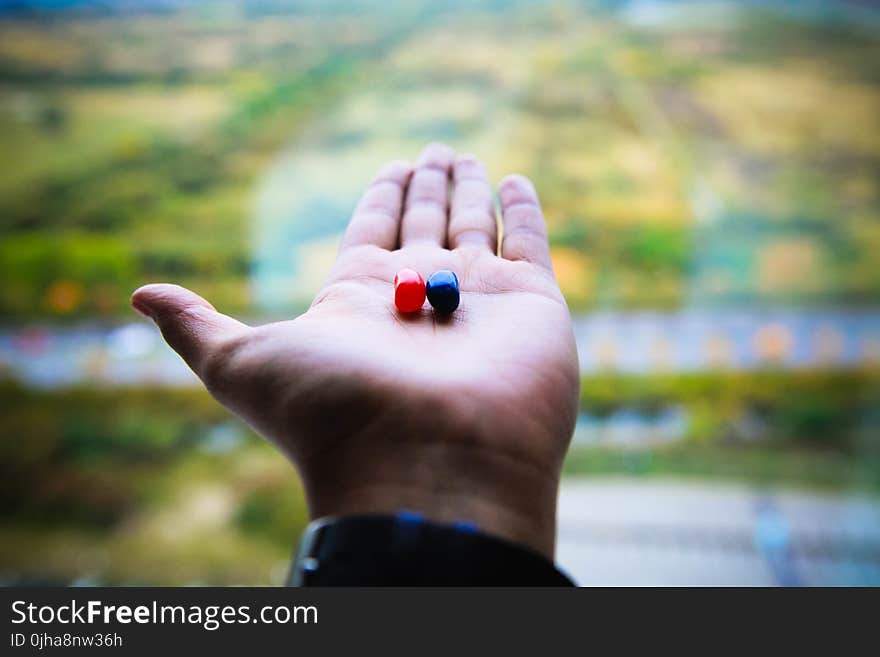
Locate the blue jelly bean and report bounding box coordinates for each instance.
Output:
[426,270,460,313]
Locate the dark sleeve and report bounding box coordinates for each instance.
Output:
[288,513,575,586]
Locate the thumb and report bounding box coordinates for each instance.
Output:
[131,283,249,377]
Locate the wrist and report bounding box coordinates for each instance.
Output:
[296,427,563,558]
[279,381,570,560]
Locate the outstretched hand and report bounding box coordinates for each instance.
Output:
[132,144,579,556]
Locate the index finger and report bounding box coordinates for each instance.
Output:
[340,160,413,251]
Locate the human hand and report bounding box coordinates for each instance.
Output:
[132,144,579,557]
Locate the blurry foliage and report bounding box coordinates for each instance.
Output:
[0,381,309,584]
[623,226,690,273]
[235,480,309,549]
[564,442,880,492]
[0,1,878,316]
[0,8,379,320]
[0,383,233,526]
[0,234,135,316]
[579,370,880,453]
[570,370,880,491]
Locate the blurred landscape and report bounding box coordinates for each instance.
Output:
[1,0,879,584]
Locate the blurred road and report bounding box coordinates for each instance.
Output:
[556,478,880,586]
[2,309,880,388]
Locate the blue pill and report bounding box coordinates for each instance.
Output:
[426,270,460,313]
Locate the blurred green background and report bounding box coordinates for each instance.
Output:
[0,0,879,584]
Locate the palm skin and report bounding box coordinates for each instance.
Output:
[133,144,579,557]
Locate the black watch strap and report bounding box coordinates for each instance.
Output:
[288,512,575,586]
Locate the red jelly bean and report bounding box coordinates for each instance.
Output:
[393,268,426,313]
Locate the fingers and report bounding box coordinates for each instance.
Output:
[449,154,497,252]
[400,143,455,248]
[498,174,553,272]
[341,160,412,251]
[131,284,249,378]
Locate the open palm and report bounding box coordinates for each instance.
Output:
[132,144,579,555]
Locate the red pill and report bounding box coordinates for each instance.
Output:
[393,268,426,313]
